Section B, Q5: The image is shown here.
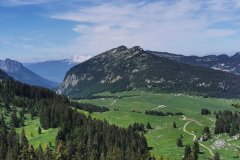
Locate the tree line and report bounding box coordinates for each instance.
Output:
[70,101,109,113]
[201,108,211,115]
[145,110,184,117]
[214,110,240,136]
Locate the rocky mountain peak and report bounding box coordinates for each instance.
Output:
[94,45,145,62]
[0,58,23,73]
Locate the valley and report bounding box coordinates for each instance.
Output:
[77,91,240,159]
[2,1,240,159]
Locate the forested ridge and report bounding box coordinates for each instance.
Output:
[0,79,151,160]
[59,46,240,99]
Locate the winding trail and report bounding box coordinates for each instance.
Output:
[182,116,214,157]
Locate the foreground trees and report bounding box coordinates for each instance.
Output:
[0,79,152,160]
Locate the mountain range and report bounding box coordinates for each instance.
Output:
[0,59,58,88]
[58,46,240,98]
[24,59,78,83]
[148,51,240,75]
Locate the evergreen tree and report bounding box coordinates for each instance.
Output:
[38,126,42,134]
[213,152,220,160]
[173,121,177,128]
[7,127,20,160]
[0,116,8,159]
[146,122,153,129]
[10,110,19,127]
[203,126,211,140]
[193,141,199,153]
[36,144,44,159]
[176,138,183,147]
[29,145,37,160]
[184,144,192,160]
[20,129,28,148]
[192,141,199,160]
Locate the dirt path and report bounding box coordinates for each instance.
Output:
[183,121,196,141]
[110,99,117,105]
[151,105,167,110]
[182,116,214,157]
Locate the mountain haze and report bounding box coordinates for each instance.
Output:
[58,46,240,98]
[24,59,78,83]
[0,59,58,88]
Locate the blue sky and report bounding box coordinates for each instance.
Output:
[0,0,240,62]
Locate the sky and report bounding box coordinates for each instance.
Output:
[0,0,240,62]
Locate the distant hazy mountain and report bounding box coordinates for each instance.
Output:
[0,69,11,80]
[58,46,240,98]
[24,59,78,83]
[0,59,58,88]
[148,51,240,75]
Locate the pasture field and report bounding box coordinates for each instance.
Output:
[79,91,240,160]
[0,103,58,150]
[16,114,58,149]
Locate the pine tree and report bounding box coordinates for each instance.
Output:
[193,140,199,153]
[184,144,192,160]
[192,141,199,160]
[176,138,183,147]
[36,144,43,159]
[10,110,19,127]
[29,145,36,160]
[146,122,153,129]
[173,121,177,128]
[38,126,42,134]
[203,126,211,140]
[0,116,8,159]
[7,127,20,160]
[20,129,28,148]
[213,152,220,160]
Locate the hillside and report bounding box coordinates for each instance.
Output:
[59,46,240,98]
[148,50,240,75]
[0,59,58,88]
[24,59,77,83]
[0,69,11,79]
[0,78,151,159]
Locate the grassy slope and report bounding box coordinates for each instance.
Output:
[16,114,58,149]
[79,91,240,160]
[0,102,58,150]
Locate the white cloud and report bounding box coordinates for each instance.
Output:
[71,55,91,63]
[0,0,56,6]
[50,0,240,55]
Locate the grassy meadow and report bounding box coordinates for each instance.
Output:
[16,114,58,149]
[2,90,240,159]
[0,103,58,150]
[78,91,240,160]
